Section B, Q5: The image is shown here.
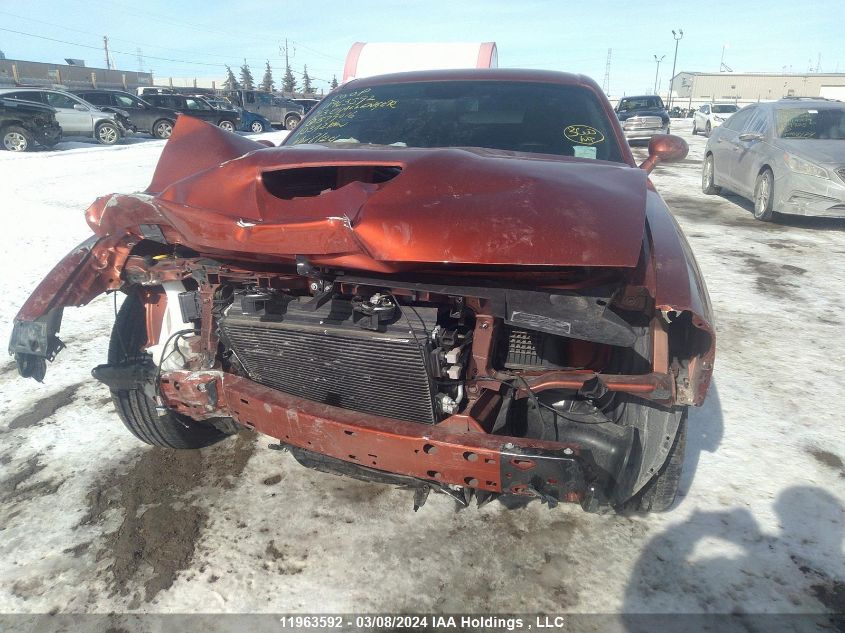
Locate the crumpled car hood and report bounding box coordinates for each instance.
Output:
[126,117,649,269]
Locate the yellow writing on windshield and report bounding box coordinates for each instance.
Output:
[564,124,605,146]
[296,89,398,142]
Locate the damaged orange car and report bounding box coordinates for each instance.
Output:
[9,70,714,513]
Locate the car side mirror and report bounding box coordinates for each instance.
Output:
[73,103,88,111]
[639,134,689,174]
[738,132,763,142]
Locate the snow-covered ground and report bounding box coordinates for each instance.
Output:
[0,121,843,627]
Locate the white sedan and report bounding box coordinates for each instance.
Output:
[693,103,739,137]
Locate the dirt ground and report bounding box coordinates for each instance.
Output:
[0,121,843,630]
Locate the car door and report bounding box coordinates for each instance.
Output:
[712,106,756,190]
[732,107,772,198]
[183,97,216,122]
[111,92,151,131]
[44,92,94,134]
[696,105,709,130]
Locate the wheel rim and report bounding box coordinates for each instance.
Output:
[703,157,713,188]
[755,174,770,215]
[3,132,28,151]
[287,118,298,130]
[99,125,117,144]
[220,121,234,132]
[251,121,263,132]
[156,121,173,138]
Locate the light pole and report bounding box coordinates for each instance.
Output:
[653,54,665,95]
[667,29,683,110]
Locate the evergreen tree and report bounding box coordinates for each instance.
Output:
[302,65,313,95]
[282,62,297,94]
[330,75,338,90]
[239,59,254,90]
[223,65,240,90]
[261,60,274,92]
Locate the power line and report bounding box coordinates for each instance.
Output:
[0,26,228,68]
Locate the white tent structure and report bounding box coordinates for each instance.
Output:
[342,42,498,83]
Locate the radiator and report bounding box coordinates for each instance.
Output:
[220,304,437,424]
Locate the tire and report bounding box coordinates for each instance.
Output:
[218,119,236,132]
[623,412,687,513]
[284,115,300,130]
[701,153,721,195]
[96,122,120,145]
[249,120,265,133]
[107,291,230,449]
[152,118,174,139]
[691,121,698,135]
[753,168,776,221]
[704,121,712,138]
[2,125,33,152]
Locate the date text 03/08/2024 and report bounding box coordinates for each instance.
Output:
[278,615,569,630]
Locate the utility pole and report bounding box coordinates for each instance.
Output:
[653,54,665,95]
[136,47,144,72]
[667,29,683,109]
[602,48,612,96]
[103,36,112,70]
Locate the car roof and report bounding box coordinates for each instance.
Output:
[342,68,600,91]
[772,98,844,108]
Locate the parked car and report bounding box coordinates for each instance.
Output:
[692,103,738,137]
[239,109,274,133]
[0,96,62,151]
[292,98,320,114]
[0,88,126,145]
[198,96,235,110]
[73,89,178,139]
[702,98,845,221]
[226,89,303,129]
[615,95,670,141]
[10,70,714,515]
[142,93,240,132]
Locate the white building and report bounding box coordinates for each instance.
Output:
[669,72,845,108]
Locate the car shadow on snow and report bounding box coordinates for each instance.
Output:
[622,484,845,631]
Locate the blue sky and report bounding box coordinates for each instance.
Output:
[0,0,842,95]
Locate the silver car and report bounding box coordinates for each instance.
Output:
[702,98,845,221]
[0,88,125,145]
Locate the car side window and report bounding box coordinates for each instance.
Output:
[245,92,256,104]
[80,93,110,106]
[722,107,754,132]
[745,109,770,136]
[256,93,272,105]
[113,94,136,108]
[5,91,44,103]
[45,92,80,109]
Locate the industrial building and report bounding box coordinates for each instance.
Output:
[0,58,153,90]
[670,71,845,108]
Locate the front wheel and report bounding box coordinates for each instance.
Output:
[107,292,232,449]
[753,168,776,221]
[250,120,265,133]
[622,412,687,513]
[692,121,698,135]
[284,115,300,130]
[218,119,236,132]
[2,125,33,151]
[153,119,174,139]
[702,154,721,195]
[96,122,120,145]
[704,121,712,138]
